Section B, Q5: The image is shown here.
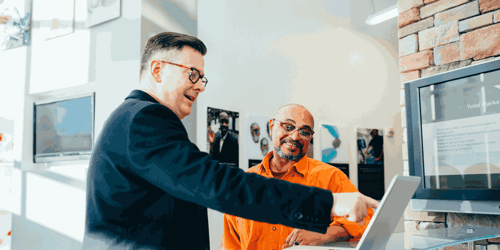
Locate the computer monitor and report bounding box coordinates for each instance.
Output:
[33,93,95,163]
[405,59,500,214]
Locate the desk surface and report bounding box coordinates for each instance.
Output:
[288,226,500,250]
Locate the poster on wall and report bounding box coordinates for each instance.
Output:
[0,0,31,50]
[85,0,121,28]
[208,107,239,168]
[321,124,349,164]
[248,116,272,161]
[33,0,74,40]
[357,128,385,200]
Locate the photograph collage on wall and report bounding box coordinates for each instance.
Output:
[207,107,239,168]
[0,0,31,50]
[248,116,272,161]
[357,128,385,200]
[247,116,280,169]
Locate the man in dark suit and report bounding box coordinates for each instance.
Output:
[212,112,239,167]
[83,32,378,250]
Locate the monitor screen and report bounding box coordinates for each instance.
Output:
[34,94,94,162]
[419,70,500,190]
[405,59,500,203]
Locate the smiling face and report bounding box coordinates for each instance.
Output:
[219,112,229,137]
[152,46,206,119]
[270,105,314,162]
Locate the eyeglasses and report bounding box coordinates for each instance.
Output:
[158,60,208,87]
[274,119,314,140]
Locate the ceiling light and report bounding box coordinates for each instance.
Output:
[366,4,398,25]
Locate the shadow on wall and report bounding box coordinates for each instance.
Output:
[10,166,86,250]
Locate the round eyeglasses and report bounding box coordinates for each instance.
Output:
[274,119,314,140]
[158,60,208,87]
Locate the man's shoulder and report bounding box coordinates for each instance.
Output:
[246,163,264,174]
[228,131,239,141]
[307,157,343,175]
[119,97,179,122]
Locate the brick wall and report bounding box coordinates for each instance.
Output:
[398,0,500,249]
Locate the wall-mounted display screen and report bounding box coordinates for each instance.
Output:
[405,59,500,204]
[34,94,94,163]
[419,70,500,190]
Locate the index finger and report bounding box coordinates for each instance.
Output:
[286,229,298,247]
[364,195,379,209]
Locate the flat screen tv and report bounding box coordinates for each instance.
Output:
[405,59,500,214]
[33,93,95,163]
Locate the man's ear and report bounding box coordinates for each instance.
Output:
[269,118,275,137]
[150,60,163,82]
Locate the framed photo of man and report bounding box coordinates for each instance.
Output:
[207,107,239,168]
[357,128,385,200]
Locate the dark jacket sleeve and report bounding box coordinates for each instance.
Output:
[125,104,333,233]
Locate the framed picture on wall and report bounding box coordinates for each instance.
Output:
[357,128,385,200]
[320,124,349,164]
[207,107,239,168]
[33,0,74,40]
[248,116,272,160]
[85,0,121,28]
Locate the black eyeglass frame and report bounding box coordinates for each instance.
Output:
[158,60,208,87]
[273,119,315,140]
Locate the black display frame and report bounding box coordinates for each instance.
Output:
[405,59,500,201]
[33,93,95,163]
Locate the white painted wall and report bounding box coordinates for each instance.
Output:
[1,0,143,248]
[197,1,403,249]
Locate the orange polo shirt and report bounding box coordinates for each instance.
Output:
[221,152,374,250]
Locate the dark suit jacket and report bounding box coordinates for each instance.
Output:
[212,130,238,166]
[83,90,334,250]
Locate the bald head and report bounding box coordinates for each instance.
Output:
[274,104,314,129]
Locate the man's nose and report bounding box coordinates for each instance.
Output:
[290,129,301,141]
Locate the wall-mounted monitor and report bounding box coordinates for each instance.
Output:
[405,59,500,214]
[33,93,95,163]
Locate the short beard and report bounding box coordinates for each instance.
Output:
[274,140,305,161]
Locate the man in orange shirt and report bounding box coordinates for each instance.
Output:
[221,104,375,250]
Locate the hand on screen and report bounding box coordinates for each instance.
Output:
[331,192,379,224]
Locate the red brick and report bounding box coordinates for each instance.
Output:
[419,21,459,50]
[489,237,500,243]
[434,42,461,65]
[434,1,480,26]
[459,12,494,32]
[444,244,467,250]
[400,70,420,88]
[399,16,434,38]
[479,0,500,13]
[495,9,500,22]
[400,50,434,72]
[399,0,424,13]
[460,23,500,61]
[420,0,468,19]
[399,34,419,57]
[399,8,421,28]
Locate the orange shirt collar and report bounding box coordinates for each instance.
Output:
[260,151,308,177]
